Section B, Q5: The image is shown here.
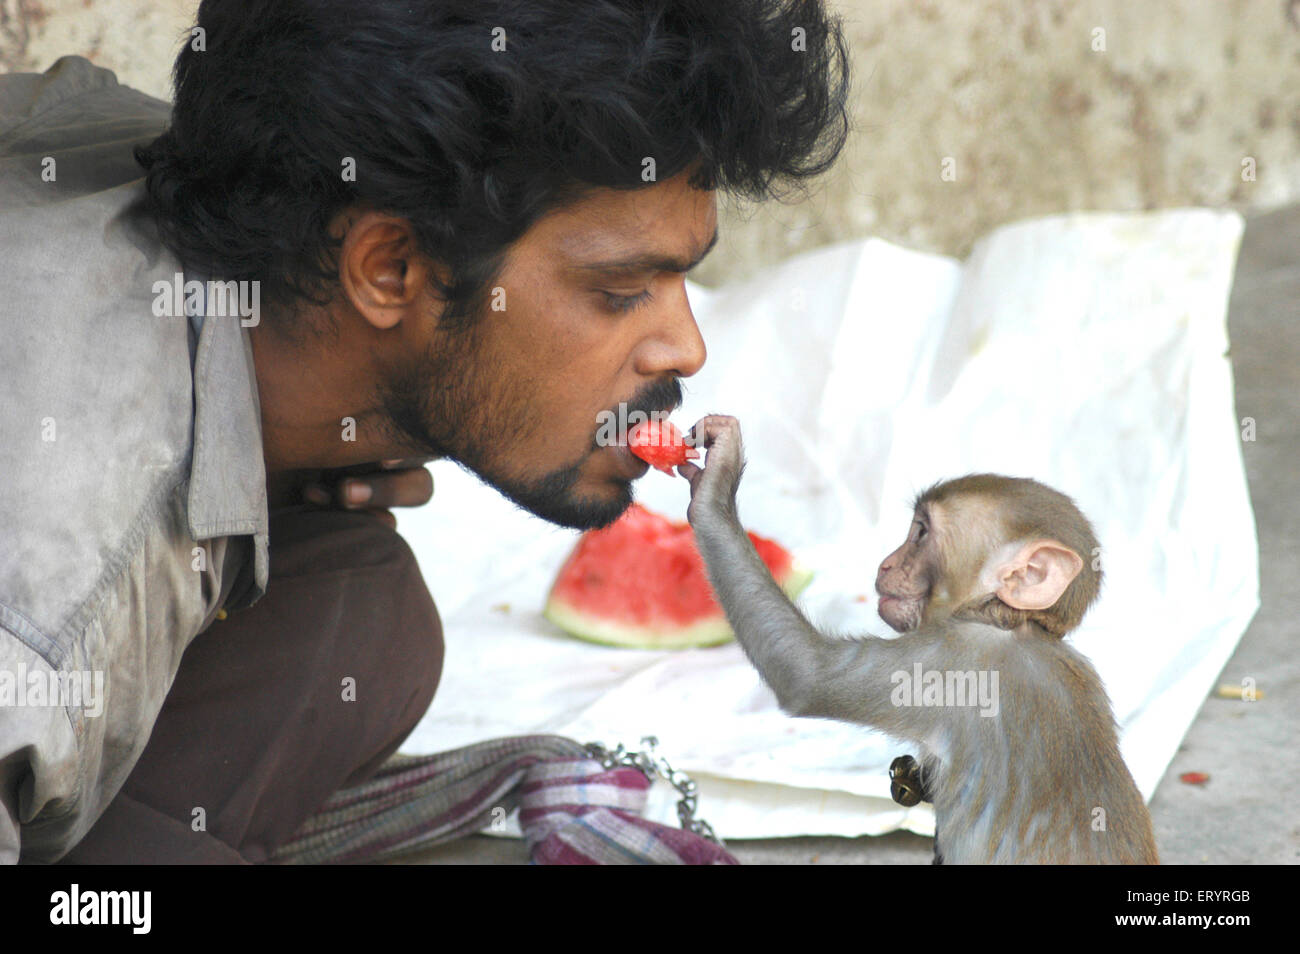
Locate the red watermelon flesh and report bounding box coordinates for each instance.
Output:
[543,503,813,649]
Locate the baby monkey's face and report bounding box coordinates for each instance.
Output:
[874,506,939,633]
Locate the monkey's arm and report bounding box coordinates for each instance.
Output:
[691,505,943,736]
[682,416,947,739]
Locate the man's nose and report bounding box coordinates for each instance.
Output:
[638,282,707,379]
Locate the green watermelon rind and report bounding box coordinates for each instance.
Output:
[543,562,815,650]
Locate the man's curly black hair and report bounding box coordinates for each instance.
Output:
[136,0,851,332]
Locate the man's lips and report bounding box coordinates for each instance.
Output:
[603,409,682,480]
[612,441,650,479]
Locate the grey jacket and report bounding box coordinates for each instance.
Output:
[0,56,269,862]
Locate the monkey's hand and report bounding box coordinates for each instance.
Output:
[889,755,929,807]
[678,414,746,527]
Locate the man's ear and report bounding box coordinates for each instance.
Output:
[337,211,437,330]
[993,539,1083,611]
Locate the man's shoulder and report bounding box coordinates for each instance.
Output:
[0,149,197,666]
[0,53,267,647]
[1,55,171,210]
[0,54,166,126]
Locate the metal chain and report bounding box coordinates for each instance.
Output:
[583,735,724,846]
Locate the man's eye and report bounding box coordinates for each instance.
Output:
[601,290,653,313]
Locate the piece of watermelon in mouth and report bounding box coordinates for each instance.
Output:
[626,419,700,475]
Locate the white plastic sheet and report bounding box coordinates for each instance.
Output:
[398,209,1256,839]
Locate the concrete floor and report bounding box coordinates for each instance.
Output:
[397,203,1300,865]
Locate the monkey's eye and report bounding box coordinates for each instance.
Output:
[913,521,927,541]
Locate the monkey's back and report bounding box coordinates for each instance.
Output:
[924,628,1158,865]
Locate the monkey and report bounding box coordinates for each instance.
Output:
[678,414,1158,865]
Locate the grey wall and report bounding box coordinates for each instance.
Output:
[6,0,1299,281]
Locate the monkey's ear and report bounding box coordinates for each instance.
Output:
[992,539,1083,611]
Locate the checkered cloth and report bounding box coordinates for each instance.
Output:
[270,735,738,865]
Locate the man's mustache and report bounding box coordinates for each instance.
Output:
[590,377,684,448]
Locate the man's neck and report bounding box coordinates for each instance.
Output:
[248,312,400,483]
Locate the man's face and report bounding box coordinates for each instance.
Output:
[376,170,715,529]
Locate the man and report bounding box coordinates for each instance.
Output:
[0,0,848,862]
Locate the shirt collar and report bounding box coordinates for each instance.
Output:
[184,275,270,601]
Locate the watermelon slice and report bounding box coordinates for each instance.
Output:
[543,503,813,649]
[627,418,699,475]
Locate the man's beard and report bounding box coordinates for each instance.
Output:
[372,320,682,530]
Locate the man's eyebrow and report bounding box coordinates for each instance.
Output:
[571,228,719,275]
